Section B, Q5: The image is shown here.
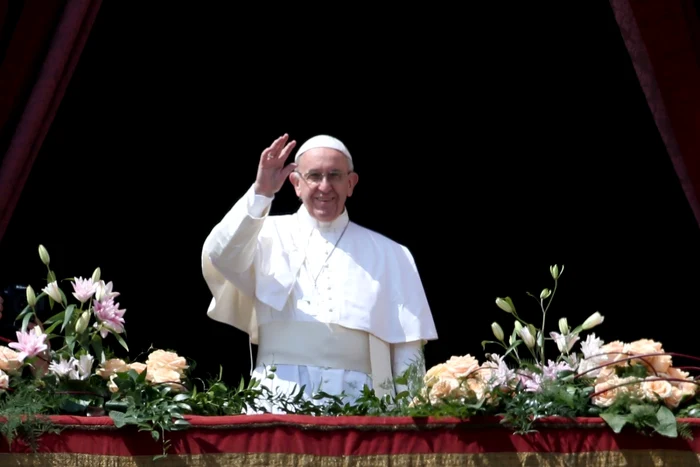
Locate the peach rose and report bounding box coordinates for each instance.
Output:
[443,355,480,379]
[96,358,129,379]
[594,365,617,385]
[0,346,23,373]
[598,340,626,366]
[146,350,188,376]
[592,376,642,407]
[424,363,451,386]
[641,378,674,401]
[428,377,459,404]
[0,370,8,391]
[625,339,672,374]
[146,366,184,391]
[664,386,685,409]
[128,362,147,374]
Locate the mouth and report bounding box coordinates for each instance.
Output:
[314,197,335,203]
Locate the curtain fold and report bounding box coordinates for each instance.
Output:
[0,0,102,243]
[609,0,700,227]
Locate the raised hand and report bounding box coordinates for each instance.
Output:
[253,134,297,198]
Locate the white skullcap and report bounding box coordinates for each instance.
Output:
[294,134,352,163]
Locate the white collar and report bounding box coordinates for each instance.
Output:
[296,203,350,233]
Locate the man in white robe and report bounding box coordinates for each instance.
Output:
[201,133,438,412]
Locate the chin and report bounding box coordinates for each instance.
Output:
[313,211,338,222]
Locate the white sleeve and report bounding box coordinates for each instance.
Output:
[202,184,273,279]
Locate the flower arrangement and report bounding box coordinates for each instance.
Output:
[408,264,700,438]
[0,245,199,456]
[1,247,699,459]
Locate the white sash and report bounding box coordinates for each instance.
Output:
[256,321,395,398]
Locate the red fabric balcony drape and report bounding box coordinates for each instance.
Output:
[609,0,700,226]
[0,0,102,243]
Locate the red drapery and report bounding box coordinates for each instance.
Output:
[609,0,700,226]
[0,0,102,242]
[1,415,700,466]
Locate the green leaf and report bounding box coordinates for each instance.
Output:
[91,334,103,363]
[15,305,32,322]
[113,332,129,352]
[65,334,76,355]
[43,310,65,325]
[173,393,190,402]
[655,406,678,438]
[61,304,75,332]
[21,311,33,332]
[44,320,61,335]
[504,340,523,357]
[109,411,127,428]
[58,288,68,306]
[105,401,129,412]
[600,413,629,433]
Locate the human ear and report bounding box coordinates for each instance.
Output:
[347,172,359,197]
[289,172,302,197]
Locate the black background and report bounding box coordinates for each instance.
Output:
[1,2,698,384]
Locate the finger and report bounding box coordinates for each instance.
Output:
[260,134,289,162]
[278,140,297,161]
[280,162,298,179]
[269,133,289,155]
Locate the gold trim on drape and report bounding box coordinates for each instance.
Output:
[2,450,699,467]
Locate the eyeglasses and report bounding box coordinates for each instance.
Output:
[294,170,352,186]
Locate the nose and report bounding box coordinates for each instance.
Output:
[318,178,333,192]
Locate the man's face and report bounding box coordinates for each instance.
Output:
[290,148,358,222]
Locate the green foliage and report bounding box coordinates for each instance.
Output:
[2,251,700,461]
[0,379,64,451]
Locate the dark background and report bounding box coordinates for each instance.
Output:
[1,2,698,384]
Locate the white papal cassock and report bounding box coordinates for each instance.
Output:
[201,184,438,412]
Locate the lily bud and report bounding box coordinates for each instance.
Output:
[26,285,36,307]
[514,321,523,333]
[75,310,90,334]
[582,311,604,330]
[38,244,50,265]
[491,322,504,342]
[518,327,536,349]
[540,288,551,300]
[91,267,101,283]
[550,264,560,280]
[528,324,538,341]
[495,297,513,314]
[95,281,105,301]
[42,281,63,303]
[558,317,569,335]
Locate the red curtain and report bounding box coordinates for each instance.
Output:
[0,0,102,243]
[609,0,700,226]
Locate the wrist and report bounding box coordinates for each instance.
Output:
[253,183,274,199]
